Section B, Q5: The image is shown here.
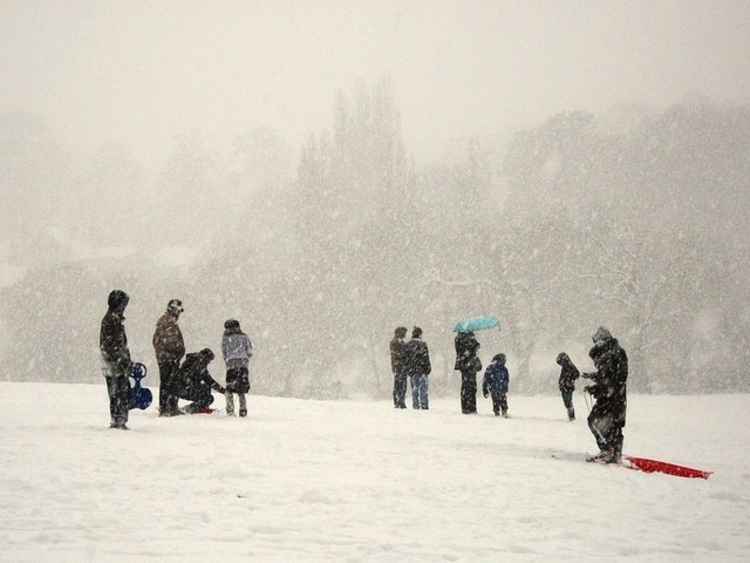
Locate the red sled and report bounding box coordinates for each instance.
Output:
[624,456,713,480]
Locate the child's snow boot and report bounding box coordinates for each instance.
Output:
[239,408,247,417]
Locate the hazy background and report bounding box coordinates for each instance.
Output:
[2,1,750,397]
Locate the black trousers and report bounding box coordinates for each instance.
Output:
[393,372,407,407]
[105,375,130,426]
[158,360,180,414]
[460,371,478,413]
[176,383,215,413]
[490,390,508,415]
[561,389,573,409]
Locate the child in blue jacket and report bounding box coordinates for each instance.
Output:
[483,353,509,417]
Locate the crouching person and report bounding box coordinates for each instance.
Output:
[174,348,225,414]
[222,319,253,417]
[99,289,132,429]
[482,353,509,417]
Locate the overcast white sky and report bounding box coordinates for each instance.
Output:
[2,0,749,165]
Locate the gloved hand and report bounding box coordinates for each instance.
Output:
[483,391,489,398]
[584,385,594,394]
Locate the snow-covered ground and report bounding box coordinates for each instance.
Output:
[1,382,748,562]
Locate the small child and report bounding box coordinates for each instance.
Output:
[482,353,510,417]
[556,352,580,421]
[222,319,253,417]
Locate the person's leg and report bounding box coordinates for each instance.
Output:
[460,372,470,413]
[562,390,574,420]
[182,383,213,413]
[166,360,181,414]
[225,390,235,415]
[397,374,407,407]
[113,375,130,428]
[499,393,509,417]
[410,375,419,409]
[420,376,429,409]
[466,374,477,413]
[158,362,171,415]
[393,372,402,407]
[587,410,614,460]
[239,393,247,417]
[105,376,117,426]
[491,390,500,415]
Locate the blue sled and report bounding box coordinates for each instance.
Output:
[453,315,500,333]
[128,362,153,410]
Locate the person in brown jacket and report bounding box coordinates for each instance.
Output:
[152,299,186,416]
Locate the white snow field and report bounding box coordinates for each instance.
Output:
[1,383,748,562]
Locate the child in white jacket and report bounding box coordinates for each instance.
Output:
[222,319,253,417]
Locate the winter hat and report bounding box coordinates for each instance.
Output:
[592,326,612,344]
[395,326,407,337]
[224,319,241,330]
[556,352,569,365]
[412,326,423,339]
[167,299,184,315]
[493,353,506,365]
[200,348,215,362]
[107,289,129,311]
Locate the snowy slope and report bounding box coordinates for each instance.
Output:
[0,383,748,562]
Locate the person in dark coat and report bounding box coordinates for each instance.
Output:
[152,299,186,416]
[403,327,431,409]
[390,326,408,408]
[556,352,580,421]
[455,331,481,414]
[99,289,133,429]
[222,319,253,417]
[174,348,226,414]
[482,353,510,417]
[582,326,628,463]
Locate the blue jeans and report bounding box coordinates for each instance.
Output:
[410,373,429,409]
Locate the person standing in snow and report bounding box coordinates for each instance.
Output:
[455,331,482,414]
[99,289,133,429]
[152,299,186,416]
[390,326,408,408]
[174,348,226,414]
[556,352,580,421]
[403,326,431,409]
[582,326,628,463]
[222,319,253,417]
[482,353,510,417]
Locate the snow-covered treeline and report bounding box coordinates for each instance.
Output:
[2,85,749,396]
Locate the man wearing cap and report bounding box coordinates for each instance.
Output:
[152,299,186,416]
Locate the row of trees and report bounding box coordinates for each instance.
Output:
[2,84,749,394]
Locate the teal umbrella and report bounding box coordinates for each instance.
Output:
[453,315,500,333]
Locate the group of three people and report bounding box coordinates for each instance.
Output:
[99,290,253,429]
[151,299,253,417]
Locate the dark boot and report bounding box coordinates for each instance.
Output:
[568,407,575,421]
[587,448,616,463]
